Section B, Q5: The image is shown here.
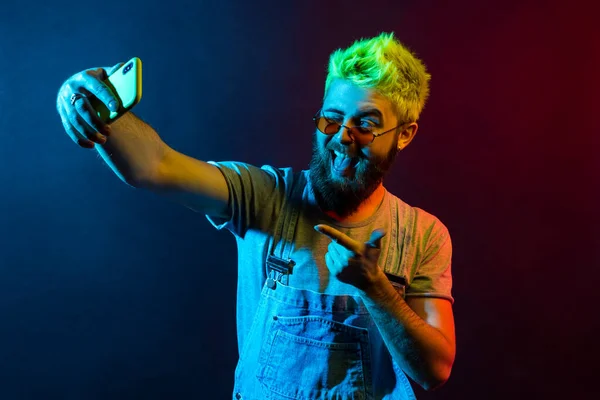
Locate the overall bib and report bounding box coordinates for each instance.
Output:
[232,175,416,400]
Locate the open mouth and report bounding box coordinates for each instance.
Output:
[330,150,360,173]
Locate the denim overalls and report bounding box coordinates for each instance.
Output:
[232,175,416,400]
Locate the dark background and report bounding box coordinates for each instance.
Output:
[1,0,598,398]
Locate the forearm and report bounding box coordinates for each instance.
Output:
[95,112,167,186]
[360,272,455,390]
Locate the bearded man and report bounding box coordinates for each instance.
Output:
[57,32,456,400]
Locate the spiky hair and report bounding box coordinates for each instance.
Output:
[325,32,431,123]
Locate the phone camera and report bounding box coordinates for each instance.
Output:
[123,62,133,74]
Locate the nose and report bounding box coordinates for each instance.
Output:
[336,122,355,145]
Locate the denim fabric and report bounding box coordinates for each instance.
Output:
[205,163,453,399]
[231,173,417,400]
[232,281,417,400]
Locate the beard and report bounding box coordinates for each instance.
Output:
[308,134,398,218]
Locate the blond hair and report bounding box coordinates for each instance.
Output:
[325,32,431,123]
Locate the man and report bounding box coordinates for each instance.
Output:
[57,32,455,399]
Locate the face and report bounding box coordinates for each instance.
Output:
[309,79,403,218]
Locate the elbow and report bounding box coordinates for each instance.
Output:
[420,362,453,391]
[422,341,456,391]
[422,376,449,392]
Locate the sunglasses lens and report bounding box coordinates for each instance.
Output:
[315,117,375,144]
[353,128,374,145]
[355,131,374,145]
[315,117,340,134]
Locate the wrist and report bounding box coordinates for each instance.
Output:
[360,268,398,303]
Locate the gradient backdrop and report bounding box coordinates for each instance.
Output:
[0,0,598,398]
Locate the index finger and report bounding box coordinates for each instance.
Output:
[314,224,362,253]
[77,70,119,112]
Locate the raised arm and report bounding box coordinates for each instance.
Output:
[56,64,230,219]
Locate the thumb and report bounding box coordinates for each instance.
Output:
[103,62,125,78]
[366,229,386,249]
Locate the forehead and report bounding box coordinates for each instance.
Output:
[323,79,395,119]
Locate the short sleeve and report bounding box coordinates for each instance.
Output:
[205,161,287,238]
[405,216,454,304]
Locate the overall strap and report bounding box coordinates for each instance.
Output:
[265,171,306,287]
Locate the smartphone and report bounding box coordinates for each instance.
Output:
[93,57,142,123]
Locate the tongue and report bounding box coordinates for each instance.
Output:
[333,155,352,171]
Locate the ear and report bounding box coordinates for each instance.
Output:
[397,122,418,150]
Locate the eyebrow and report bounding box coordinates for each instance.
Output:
[323,108,383,120]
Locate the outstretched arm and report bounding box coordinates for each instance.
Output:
[57,65,230,220]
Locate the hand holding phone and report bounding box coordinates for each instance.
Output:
[56,57,143,148]
[92,57,143,123]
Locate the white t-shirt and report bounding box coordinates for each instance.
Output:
[207,162,453,355]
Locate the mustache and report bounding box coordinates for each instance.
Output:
[325,143,362,159]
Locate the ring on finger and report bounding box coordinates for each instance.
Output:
[70,93,83,106]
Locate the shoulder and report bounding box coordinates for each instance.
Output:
[414,207,450,238]
[387,192,451,241]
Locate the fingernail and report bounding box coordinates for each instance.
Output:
[108,100,118,111]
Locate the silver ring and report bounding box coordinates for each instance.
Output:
[70,93,83,106]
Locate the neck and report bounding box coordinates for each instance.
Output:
[324,183,386,224]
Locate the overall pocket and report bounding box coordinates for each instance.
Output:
[257,315,372,400]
